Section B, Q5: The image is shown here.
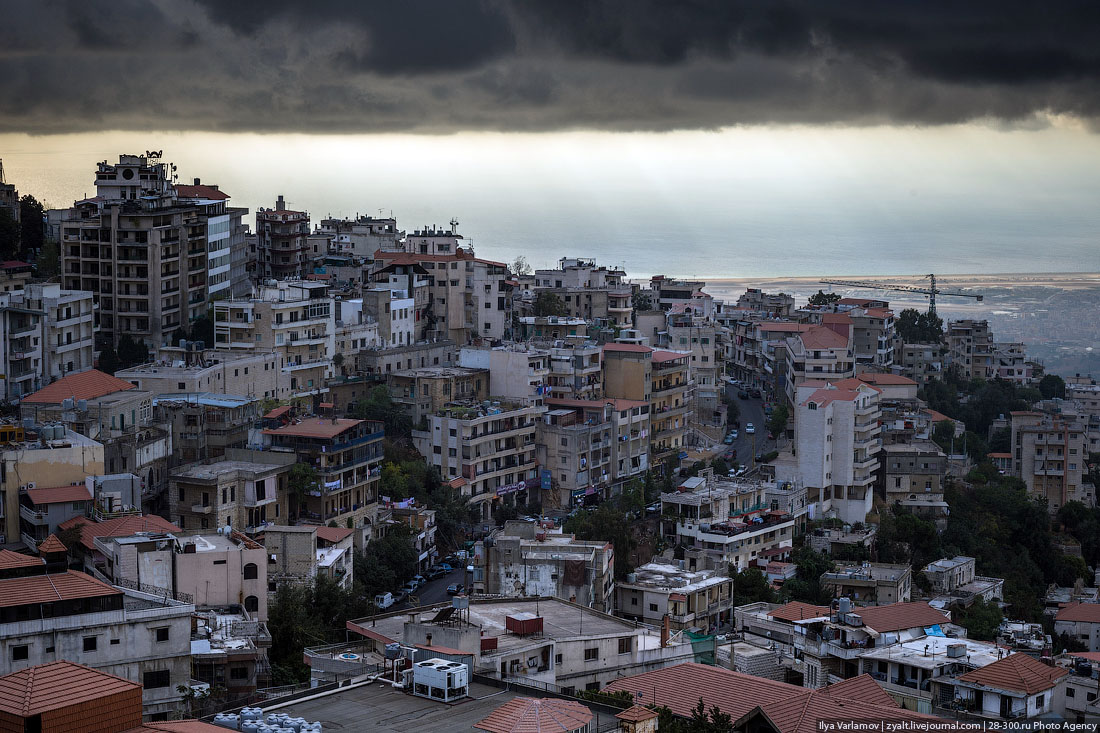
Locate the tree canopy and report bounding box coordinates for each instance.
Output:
[565,502,637,580]
[349,385,413,439]
[19,195,45,260]
[895,308,944,344]
[533,291,568,317]
[1038,374,1066,399]
[807,290,840,306]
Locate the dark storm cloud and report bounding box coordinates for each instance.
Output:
[4,0,1100,134]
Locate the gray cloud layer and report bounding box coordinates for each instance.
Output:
[3,0,1100,134]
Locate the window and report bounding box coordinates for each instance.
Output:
[1036,694,1045,709]
[11,645,28,661]
[618,638,631,654]
[244,563,258,580]
[586,682,601,691]
[1068,687,1076,698]
[649,603,658,612]
[244,595,259,613]
[177,382,185,390]
[555,653,562,665]
[230,667,249,680]
[143,670,171,689]
[83,636,97,652]
[630,597,638,606]
[110,639,120,645]
[155,627,169,642]
[584,647,599,661]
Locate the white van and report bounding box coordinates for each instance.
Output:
[373,592,394,609]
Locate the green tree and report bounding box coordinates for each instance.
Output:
[18,195,44,260]
[267,583,328,683]
[956,597,1004,641]
[350,385,412,439]
[565,503,637,580]
[533,291,568,317]
[807,290,840,306]
[731,567,776,605]
[354,524,419,600]
[782,546,835,605]
[931,420,955,453]
[116,334,150,369]
[34,238,60,278]
[0,208,19,260]
[632,291,653,312]
[765,405,789,437]
[286,463,318,519]
[97,343,122,376]
[895,308,944,343]
[1038,374,1066,399]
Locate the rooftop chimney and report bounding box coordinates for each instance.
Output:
[661,613,670,647]
[276,195,286,211]
[193,177,200,186]
[426,633,432,647]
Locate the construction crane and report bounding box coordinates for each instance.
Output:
[819,274,982,314]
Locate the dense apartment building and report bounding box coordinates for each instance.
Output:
[666,313,721,425]
[60,154,225,350]
[168,450,296,533]
[780,379,882,524]
[659,472,796,572]
[117,349,280,401]
[893,341,945,385]
[782,325,855,407]
[372,245,511,344]
[254,195,310,280]
[390,366,489,423]
[820,562,912,606]
[472,521,615,612]
[175,181,248,298]
[993,341,1033,383]
[616,561,733,631]
[0,569,194,718]
[413,400,542,521]
[459,344,551,402]
[261,418,385,528]
[602,344,691,461]
[879,442,948,520]
[532,258,632,327]
[318,214,400,257]
[946,319,994,380]
[0,159,17,224]
[540,398,650,509]
[1010,411,1089,511]
[154,392,259,466]
[736,288,795,318]
[0,284,96,399]
[213,280,336,406]
[544,340,602,401]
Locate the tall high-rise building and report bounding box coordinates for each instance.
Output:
[60,154,239,351]
[255,195,310,280]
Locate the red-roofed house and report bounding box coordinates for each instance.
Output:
[22,369,136,404]
[954,652,1068,720]
[18,483,94,548]
[778,379,881,523]
[783,325,855,407]
[1056,602,1100,651]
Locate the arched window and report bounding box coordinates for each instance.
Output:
[243,563,258,580]
[807,402,818,410]
[244,595,259,613]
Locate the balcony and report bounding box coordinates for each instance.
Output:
[190,504,213,514]
[19,504,48,525]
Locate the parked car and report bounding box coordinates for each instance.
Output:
[723,433,735,445]
[438,562,454,573]
[411,574,427,587]
[392,589,408,604]
[446,583,465,596]
[426,566,447,580]
[646,502,661,514]
[745,423,755,434]
[374,592,395,609]
[400,580,419,595]
[750,388,762,398]
[738,390,750,400]
[729,429,738,440]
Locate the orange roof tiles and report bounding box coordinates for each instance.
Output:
[603,664,932,733]
[821,313,853,324]
[59,514,180,551]
[616,705,659,723]
[802,388,860,407]
[264,405,291,419]
[854,602,949,633]
[1056,602,1100,623]
[36,534,67,553]
[652,350,688,364]
[316,526,354,543]
[474,697,593,733]
[174,184,230,201]
[957,652,1068,694]
[923,408,955,424]
[797,325,849,349]
[26,484,92,505]
[0,570,119,608]
[0,549,44,570]
[987,452,1013,459]
[767,601,832,623]
[263,417,364,439]
[23,369,136,404]
[0,661,140,717]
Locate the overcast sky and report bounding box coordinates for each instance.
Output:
[4,0,1100,135]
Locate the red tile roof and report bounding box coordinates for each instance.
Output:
[174,184,230,201]
[758,322,813,333]
[796,325,849,349]
[26,484,92,505]
[0,661,140,717]
[59,514,180,551]
[987,452,1013,459]
[1068,651,1100,663]
[603,664,930,733]
[821,313,853,324]
[263,417,364,439]
[616,705,659,723]
[264,405,292,419]
[0,570,119,608]
[957,652,1068,694]
[767,601,831,623]
[474,697,593,733]
[23,369,136,404]
[652,350,688,364]
[0,549,44,570]
[447,477,468,490]
[316,526,354,543]
[837,297,882,306]
[802,387,860,407]
[36,534,68,554]
[855,602,950,633]
[1056,602,1100,623]
[923,408,956,424]
[0,260,33,270]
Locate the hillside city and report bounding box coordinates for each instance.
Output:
[1,153,1100,732]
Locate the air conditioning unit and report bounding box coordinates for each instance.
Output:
[25,482,35,490]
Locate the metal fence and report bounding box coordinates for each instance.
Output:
[112,575,194,604]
